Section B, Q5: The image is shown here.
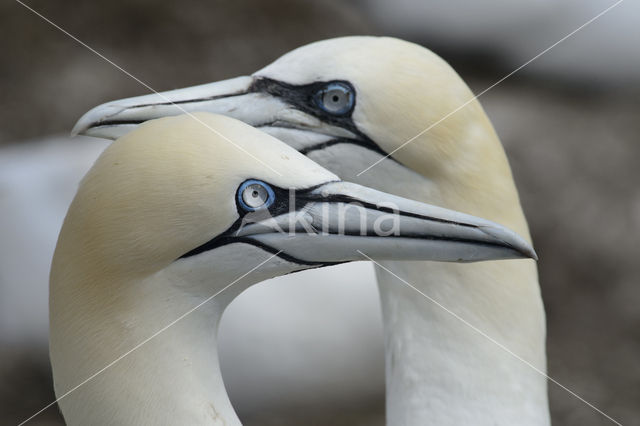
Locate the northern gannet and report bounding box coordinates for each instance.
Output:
[74,36,548,425]
[53,112,534,425]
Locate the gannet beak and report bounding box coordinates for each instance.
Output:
[209,181,537,265]
[73,76,283,139]
[73,75,365,151]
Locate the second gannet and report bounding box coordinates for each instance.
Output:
[52,112,533,425]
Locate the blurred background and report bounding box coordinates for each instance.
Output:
[1,0,639,424]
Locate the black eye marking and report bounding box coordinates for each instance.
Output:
[249,78,357,127]
[180,180,338,263]
[248,78,401,165]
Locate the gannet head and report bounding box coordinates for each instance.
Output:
[74,37,473,166]
[58,112,534,287]
[73,36,528,233]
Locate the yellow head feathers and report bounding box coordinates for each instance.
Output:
[256,37,503,180]
[53,113,336,280]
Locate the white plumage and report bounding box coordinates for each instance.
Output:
[52,112,532,424]
[74,37,547,425]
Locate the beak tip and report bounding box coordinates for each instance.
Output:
[70,120,87,137]
[528,247,539,261]
[71,110,100,138]
[72,103,126,138]
[477,224,538,262]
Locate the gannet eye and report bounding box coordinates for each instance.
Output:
[315,82,354,116]
[237,180,275,212]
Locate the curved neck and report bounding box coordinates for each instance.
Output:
[377,259,549,426]
[49,246,286,425]
[50,269,241,425]
[377,159,549,424]
[319,120,550,424]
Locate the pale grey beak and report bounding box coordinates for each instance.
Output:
[72,76,325,139]
[72,76,256,139]
[233,181,537,264]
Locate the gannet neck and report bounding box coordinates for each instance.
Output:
[51,240,302,425]
[308,102,550,425]
[375,140,549,424]
[50,247,272,425]
[377,260,548,426]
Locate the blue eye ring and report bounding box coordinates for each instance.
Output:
[315,82,355,116]
[237,179,275,212]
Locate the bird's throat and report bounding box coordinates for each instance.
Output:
[376,259,549,426]
[50,270,242,425]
